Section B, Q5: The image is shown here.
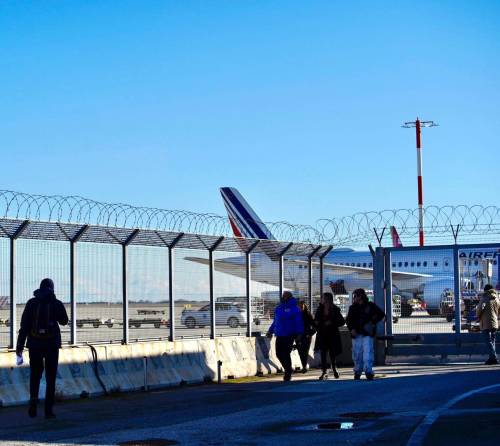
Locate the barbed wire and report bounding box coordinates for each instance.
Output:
[1,190,499,246]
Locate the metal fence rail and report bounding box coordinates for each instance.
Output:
[0,217,331,350]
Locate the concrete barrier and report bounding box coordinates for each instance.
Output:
[0,332,363,407]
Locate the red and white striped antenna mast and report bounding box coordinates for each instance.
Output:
[402,118,438,247]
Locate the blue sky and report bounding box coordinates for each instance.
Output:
[1,1,499,226]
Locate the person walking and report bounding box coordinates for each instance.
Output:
[297,300,316,373]
[346,288,385,380]
[16,278,69,418]
[266,291,304,381]
[314,292,345,380]
[476,284,500,365]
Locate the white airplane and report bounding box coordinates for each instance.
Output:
[186,187,500,314]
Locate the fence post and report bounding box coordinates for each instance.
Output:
[9,220,29,350]
[122,229,139,345]
[167,232,184,342]
[383,249,393,337]
[308,246,322,310]
[318,245,333,302]
[278,243,293,299]
[453,246,461,340]
[69,225,89,345]
[246,241,260,337]
[209,237,224,339]
[373,247,386,337]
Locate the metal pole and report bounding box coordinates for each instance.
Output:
[453,246,461,339]
[246,241,260,337]
[209,237,224,339]
[384,250,393,337]
[9,237,16,349]
[122,229,139,345]
[403,118,437,247]
[122,243,129,344]
[415,119,425,247]
[318,246,333,301]
[307,246,322,311]
[278,243,293,299]
[374,247,386,338]
[167,233,184,342]
[9,220,29,350]
[70,225,88,346]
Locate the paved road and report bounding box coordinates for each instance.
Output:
[0,363,499,446]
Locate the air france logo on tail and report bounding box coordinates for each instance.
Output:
[391,226,403,248]
[220,187,275,240]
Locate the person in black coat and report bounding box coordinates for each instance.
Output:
[16,278,69,418]
[314,292,345,380]
[297,300,316,373]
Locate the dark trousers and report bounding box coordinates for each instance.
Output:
[320,346,337,373]
[275,335,295,374]
[29,349,59,411]
[483,329,498,360]
[297,335,312,368]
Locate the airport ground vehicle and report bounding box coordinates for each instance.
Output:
[137,309,166,316]
[128,318,169,328]
[181,302,247,329]
[75,318,115,328]
[0,318,10,327]
[439,289,476,322]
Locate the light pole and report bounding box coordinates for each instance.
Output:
[402,118,438,246]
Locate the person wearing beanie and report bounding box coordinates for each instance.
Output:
[16,278,69,418]
[476,284,500,365]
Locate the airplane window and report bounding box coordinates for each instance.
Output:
[392,263,396,268]
[468,260,472,265]
[356,263,361,267]
[434,261,438,267]
[369,263,373,267]
[363,263,367,267]
[417,262,421,267]
[410,262,415,267]
[444,261,449,267]
[398,262,402,267]
[404,262,408,267]
[423,261,427,267]
[494,261,498,265]
[474,260,479,266]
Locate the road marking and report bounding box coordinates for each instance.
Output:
[406,383,500,446]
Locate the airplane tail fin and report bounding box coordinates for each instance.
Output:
[391,226,403,248]
[220,187,275,240]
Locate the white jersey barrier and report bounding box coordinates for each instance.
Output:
[0,332,358,407]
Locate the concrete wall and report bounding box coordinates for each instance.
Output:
[0,331,363,407]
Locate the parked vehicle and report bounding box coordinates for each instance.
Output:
[128,318,169,328]
[75,318,115,328]
[181,302,247,328]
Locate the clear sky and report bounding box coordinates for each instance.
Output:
[1,0,499,226]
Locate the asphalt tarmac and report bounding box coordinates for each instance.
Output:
[0,363,499,446]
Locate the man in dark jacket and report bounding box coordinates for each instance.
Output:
[346,288,385,380]
[266,291,304,381]
[16,278,69,418]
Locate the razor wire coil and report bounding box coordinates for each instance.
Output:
[1,190,500,246]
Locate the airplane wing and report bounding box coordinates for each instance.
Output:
[185,256,432,283]
[184,257,248,280]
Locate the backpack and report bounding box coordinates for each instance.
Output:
[30,300,56,339]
